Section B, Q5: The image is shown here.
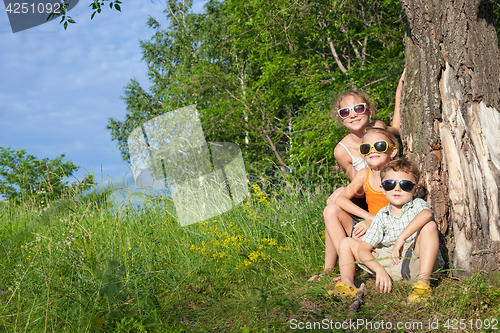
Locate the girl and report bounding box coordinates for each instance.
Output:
[309,72,405,282]
[321,127,399,277]
[327,71,404,204]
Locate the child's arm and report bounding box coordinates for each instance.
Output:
[374,69,405,137]
[391,208,433,265]
[388,69,405,137]
[334,144,357,181]
[335,169,375,221]
[358,241,392,293]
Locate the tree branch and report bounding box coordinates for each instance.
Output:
[348,283,366,314]
[262,129,287,176]
[327,37,347,73]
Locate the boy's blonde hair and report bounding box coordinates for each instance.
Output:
[331,91,377,123]
[362,127,399,156]
[380,158,420,183]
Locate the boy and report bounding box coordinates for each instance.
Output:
[329,158,442,303]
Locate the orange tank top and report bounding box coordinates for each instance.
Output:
[364,168,390,215]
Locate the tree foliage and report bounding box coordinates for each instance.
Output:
[0,147,94,202]
[51,0,122,30]
[107,0,406,187]
[493,0,500,47]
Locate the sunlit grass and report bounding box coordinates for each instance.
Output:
[0,179,498,332]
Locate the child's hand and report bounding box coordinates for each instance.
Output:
[391,237,405,265]
[326,187,344,205]
[352,220,370,239]
[398,68,406,86]
[375,269,392,293]
[326,192,337,205]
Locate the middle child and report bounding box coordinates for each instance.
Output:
[323,127,398,275]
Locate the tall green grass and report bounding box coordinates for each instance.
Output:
[0,179,499,332]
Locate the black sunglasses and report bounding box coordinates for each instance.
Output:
[359,140,393,156]
[381,180,416,192]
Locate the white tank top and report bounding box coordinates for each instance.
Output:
[338,142,369,172]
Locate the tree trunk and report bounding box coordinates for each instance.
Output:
[400,0,500,275]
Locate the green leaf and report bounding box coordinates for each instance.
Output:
[114,3,121,11]
[0,147,90,202]
[107,0,405,186]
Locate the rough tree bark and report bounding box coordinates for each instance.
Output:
[400,0,500,275]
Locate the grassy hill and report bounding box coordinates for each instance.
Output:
[0,181,498,332]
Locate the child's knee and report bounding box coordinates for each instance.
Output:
[323,203,341,219]
[339,237,350,251]
[339,238,359,253]
[421,220,438,236]
[415,222,438,253]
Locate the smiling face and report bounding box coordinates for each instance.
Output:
[339,95,372,132]
[381,169,418,208]
[360,131,397,168]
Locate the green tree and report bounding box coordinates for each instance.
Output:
[107,0,406,187]
[107,0,222,164]
[217,0,405,183]
[280,0,406,183]
[0,147,94,202]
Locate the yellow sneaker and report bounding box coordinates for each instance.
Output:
[327,282,359,299]
[408,282,431,303]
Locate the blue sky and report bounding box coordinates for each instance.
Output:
[0,0,207,188]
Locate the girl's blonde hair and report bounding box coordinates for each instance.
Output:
[362,127,399,155]
[331,91,377,123]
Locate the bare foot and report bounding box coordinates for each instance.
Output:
[333,275,341,282]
